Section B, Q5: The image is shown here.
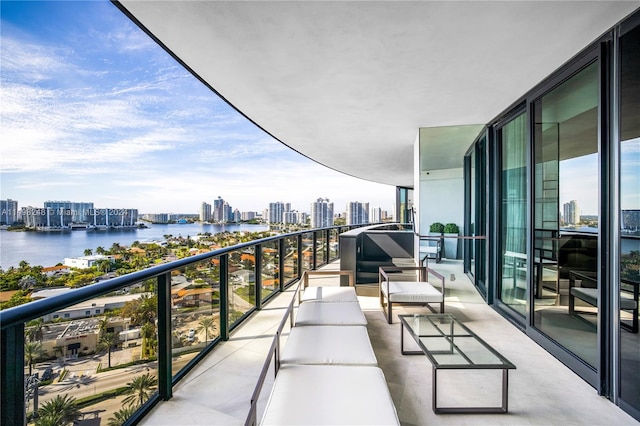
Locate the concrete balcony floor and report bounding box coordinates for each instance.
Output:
[140,260,636,425]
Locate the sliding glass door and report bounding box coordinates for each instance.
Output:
[464,134,487,296]
[618,21,640,418]
[532,61,600,368]
[497,112,527,317]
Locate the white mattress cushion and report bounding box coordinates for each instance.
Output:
[261,365,399,426]
[301,286,358,303]
[280,325,377,366]
[381,281,443,303]
[295,301,367,326]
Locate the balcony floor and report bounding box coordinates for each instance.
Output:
[140,260,636,425]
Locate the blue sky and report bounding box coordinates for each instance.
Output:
[0,1,395,215]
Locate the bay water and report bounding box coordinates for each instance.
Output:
[0,223,269,269]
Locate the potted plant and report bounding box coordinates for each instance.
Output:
[429,222,444,234]
[443,223,459,259]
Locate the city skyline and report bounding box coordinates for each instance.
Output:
[0,1,396,215]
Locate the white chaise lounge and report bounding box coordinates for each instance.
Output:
[260,365,400,426]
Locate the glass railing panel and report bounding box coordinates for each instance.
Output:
[301,232,313,271]
[315,230,327,267]
[25,278,159,425]
[170,258,221,377]
[329,228,340,261]
[228,247,256,325]
[260,241,279,302]
[283,236,298,286]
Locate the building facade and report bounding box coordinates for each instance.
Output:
[200,202,212,222]
[310,198,334,228]
[346,201,369,225]
[0,199,18,225]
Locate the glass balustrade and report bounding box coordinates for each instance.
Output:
[2,224,368,426]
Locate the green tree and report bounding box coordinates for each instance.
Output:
[84,248,93,256]
[122,373,158,408]
[35,394,80,426]
[99,332,121,368]
[24,341,43,375]
[26,318,45,343]
[107,406,138,426]
[96,246,106,255]
[197,316,217,343]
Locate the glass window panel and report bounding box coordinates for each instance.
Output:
[532,62,599,368]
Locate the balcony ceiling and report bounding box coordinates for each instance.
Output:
[115,1,639,188]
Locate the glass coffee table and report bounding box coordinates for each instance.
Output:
[398,313,516,414]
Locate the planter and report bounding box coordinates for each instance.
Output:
[443,232,458,259]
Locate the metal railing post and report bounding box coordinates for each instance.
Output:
[255,244,263,310]
[157,272,172,400]
[1,324,25,426]
[279,238,285,292]
[220,254,229,341]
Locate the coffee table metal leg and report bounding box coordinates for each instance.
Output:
[432,368,510,414]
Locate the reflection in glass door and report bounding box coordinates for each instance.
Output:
[532,62,599,368]
[498,113,527,317]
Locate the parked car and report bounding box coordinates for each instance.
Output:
[41,368,53,381]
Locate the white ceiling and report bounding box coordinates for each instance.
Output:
[116,1,639,188]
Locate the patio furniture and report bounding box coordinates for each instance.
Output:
[379,265,445,324]
[398,313,516,414]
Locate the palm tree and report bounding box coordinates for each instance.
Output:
[27,318,45,343]
[84,248,93,256]
[196,317,217,343]
[122,372,158,408]
[36,394,80,426]
[96,246,106,255]
[140,322,156,358]
[99,332,121,368]
[24,341,43,375]
[107,406,137,426]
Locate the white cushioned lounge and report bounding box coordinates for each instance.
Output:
[260,365,400,426]
[300,286,358,303]
[295,301,367,326]
[280,325,377,366]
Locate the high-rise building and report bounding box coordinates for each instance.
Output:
[241,211,257,221]
[370,207,382,224]
[268,201,286,224]
[200,202,212,222]
[563,200,580,225]
[213,197,225,223]
[283,210,298,225]
[43,201,94,223]
[347,201,369,225]
[311,198,333,228]
[0,199,18,225]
